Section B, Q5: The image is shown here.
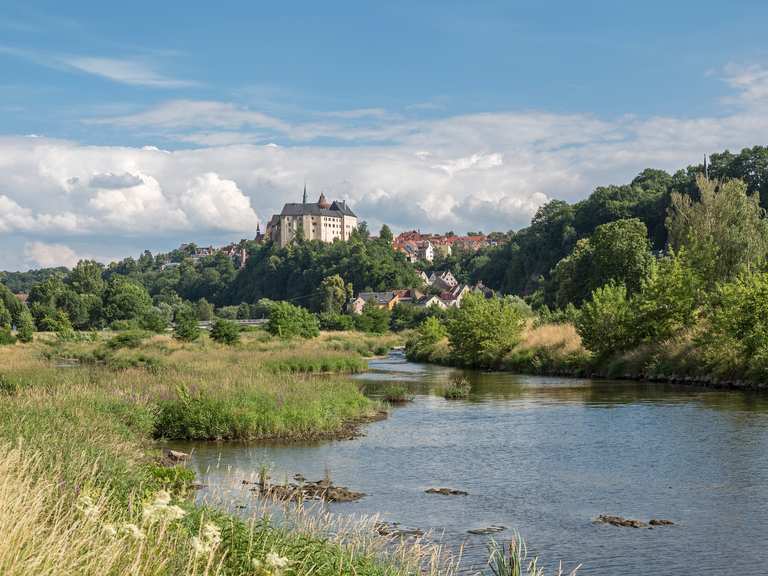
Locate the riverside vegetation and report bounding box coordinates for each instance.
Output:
[0,327,578,575]
[406,176,768,389]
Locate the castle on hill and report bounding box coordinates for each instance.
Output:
[266,186,358,248]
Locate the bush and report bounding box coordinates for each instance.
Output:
[405,316,447,361]
[173,306,200,342]
[446,293,526,368]
[210,319,241,345]
[699,272,768,379]
[267,302,319,339]
[354,302,390,334]
[0,326,16,345]
[317,312,354,331]
[139,307,169,333]
[105,330,149,350]
[576,282,635,358]
[16,308,35,343]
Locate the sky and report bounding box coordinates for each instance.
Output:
[3,1,768,270]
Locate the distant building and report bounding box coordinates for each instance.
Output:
[428,270,458,292]
[349,288,422,314]
[414,294,446,310]
[267,186,358,248]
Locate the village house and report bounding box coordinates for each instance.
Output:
[392,230,490,262]
[267,186,358,248]
[349,288,422,314]
[414,294,447,310]
[427,270,458,292]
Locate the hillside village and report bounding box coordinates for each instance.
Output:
[141,190,499,314]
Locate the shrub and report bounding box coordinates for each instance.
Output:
[0,301,11,328]
[446,293,526,368]
[267,302,319,339]
[405,316,447,361]
[110,319,139,331]
[576,282,635,358]
[0,326,16,345]
[15,308,35,343]
[699,272,768,379]
[210,319,241,345]
[354,302,391,334]
[139,307,169,333]
[631,250,703,343]
[105,330,149,350]
[173,306,201,342]
[317,312,355,331]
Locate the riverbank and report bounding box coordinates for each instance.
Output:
[407,322,768,392]
[0,330,464,576]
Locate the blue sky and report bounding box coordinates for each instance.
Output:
[3,1,768,270]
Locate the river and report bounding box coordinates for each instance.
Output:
[179,352,768,574]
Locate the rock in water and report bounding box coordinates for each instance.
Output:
[649,519,675,526]
[163,449,190,463]
[425,487,469,496]
[595,515,647,528]
[467,525,506,535]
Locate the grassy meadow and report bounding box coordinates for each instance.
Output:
[1,329,466,576]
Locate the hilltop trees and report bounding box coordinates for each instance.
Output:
[228,231,422,310]
[667,176,768,285]
[550,219,653,307]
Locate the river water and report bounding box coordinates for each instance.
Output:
[181,353,768,574]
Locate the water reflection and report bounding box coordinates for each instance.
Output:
[179,353,768,575]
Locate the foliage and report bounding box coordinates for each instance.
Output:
[317,274,352,313]
[0,266,68,293]
[441,377,471,399]
[15,308,35,343]
[699,272,768,379]
[106,330,150,350]
[0,326,16,345]
[139,306,170,333]
[266,301,320,339]
[446,293,526,368]
[317,312,355,331]
[405,317,448,362]
[631,250,703,343]
[0,300,11,328]
[381,383,412,403]
[103,276,154,324]
[353,302,391,334]
[194,298,215,321]
[549,218,653,307]
[173,306,201,342]
[575,283,635,358]
[667,176,768,285]
[210,319,241,345]
[227,232,422,310]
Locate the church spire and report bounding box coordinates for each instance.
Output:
[302,181,307,204]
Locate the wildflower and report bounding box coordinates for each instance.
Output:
[266,552,291,570]
[77,494,100,520]
[191,536,211,555]
[191,522,223,556]
[121,523,145,541]
[153,490,172,506]
[165,504,187,521]
[202,522,222,546]
[142,491,187,523]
